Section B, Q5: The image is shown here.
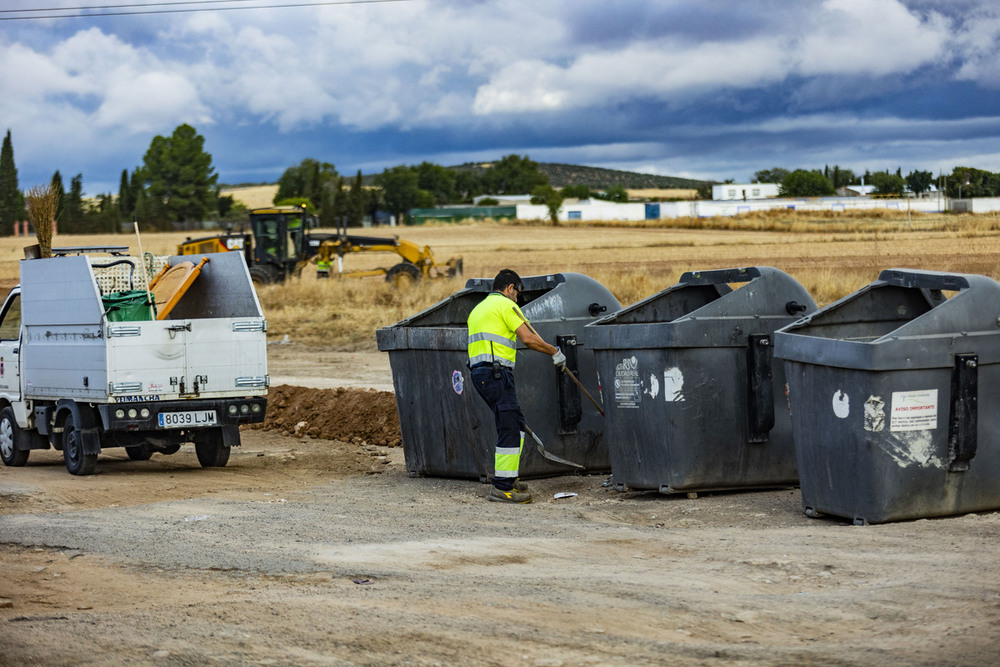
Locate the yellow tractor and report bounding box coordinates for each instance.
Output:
[177,205,462,286]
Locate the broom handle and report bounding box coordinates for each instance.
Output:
[133,221,156,320]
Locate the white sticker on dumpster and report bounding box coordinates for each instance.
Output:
[890,389,938,431]
[832,390,850,419]
[614,356,641,409]
[663,367,684,402]
[645,373,659,400]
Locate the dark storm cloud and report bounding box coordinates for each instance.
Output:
[1,0,999,192]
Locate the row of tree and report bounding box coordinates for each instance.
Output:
[273,155,637,226]
[5,122,1000,234]
[753,165,991,199]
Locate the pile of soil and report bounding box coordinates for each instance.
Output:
[253,384,401,447]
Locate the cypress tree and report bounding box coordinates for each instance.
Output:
[349,169,365,226]
[64,174,84,233]
[118,169,132,223]
[0,130,20,233]
[50,171,65,231]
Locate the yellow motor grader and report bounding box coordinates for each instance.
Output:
[177,205,462,286]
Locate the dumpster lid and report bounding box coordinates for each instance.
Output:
[464,273,566,292]
[775,268,1000,370]
[590,266,814,327]
[586,266,816,349]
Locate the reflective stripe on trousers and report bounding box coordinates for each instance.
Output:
[470,365,526,491]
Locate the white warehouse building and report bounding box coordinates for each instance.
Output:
[712,183,780,201]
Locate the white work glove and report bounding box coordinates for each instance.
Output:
[552,348,567,370]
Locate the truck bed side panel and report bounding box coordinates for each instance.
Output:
[21,256,108,400]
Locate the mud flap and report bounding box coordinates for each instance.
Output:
[220,424,241,447]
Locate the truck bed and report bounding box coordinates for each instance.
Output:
[20,251,268,403]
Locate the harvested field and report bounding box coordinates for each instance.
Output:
[2,213,1000,665]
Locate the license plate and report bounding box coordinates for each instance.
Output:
[158,410,217,428]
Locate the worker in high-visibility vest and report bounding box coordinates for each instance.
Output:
[467,269,566,503]
[316,257,332,279]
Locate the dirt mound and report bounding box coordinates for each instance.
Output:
[254,384,401,447]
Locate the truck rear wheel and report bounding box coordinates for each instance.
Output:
[0,406,29,467]
[195,430,231,467]
[63,413,97,476]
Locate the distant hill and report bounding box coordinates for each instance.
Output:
[540,163,705,189]
[449,162,706,189]
[228,162,707,193]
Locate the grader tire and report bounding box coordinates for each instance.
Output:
[385,262,421,289]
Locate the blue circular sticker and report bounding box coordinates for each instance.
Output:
[452,370,464,395]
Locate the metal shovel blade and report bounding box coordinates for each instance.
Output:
[523,425,585,470]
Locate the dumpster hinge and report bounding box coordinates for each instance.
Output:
[747,334,775,443]
[948,353,978,472]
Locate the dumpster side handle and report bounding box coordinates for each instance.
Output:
[948,353,978,472]
[556,334,583,432]
[747,333,776,443]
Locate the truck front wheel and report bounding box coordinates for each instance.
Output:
[194,430,230,468]
[63,414,98,476]
[0,407,29,467]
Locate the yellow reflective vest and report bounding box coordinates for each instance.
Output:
[467,292,527,368]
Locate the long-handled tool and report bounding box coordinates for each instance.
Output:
[523,424,585,470]
[519,316,606,417]
[561,365,605,417]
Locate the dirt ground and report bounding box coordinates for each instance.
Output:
[1,346,999,666]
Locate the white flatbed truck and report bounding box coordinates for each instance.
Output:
[0,247,268,475]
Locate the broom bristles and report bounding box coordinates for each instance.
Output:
[25,184,57,259]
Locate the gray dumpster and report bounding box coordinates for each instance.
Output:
[775,268,1000,524]
[586,267,816,494]
[375,272,620,481]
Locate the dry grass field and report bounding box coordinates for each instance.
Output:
[219,184,279,209]
[626,187,700,200]
[4,209,999,349]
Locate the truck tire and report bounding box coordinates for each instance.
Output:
[63,413,98,476]
[195,430,231,467]
[0,406,29,467]
[385,262,421,288]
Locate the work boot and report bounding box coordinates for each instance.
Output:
[513,479,529,492]
[488,487,533,504]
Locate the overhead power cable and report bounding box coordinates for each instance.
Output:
[0,0,410,21]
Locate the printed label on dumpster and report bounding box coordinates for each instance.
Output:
[614,356,641,409]
[452,370,464,395]
[890,389,938,431]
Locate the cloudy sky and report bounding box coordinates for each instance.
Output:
[2,0,1000,195]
